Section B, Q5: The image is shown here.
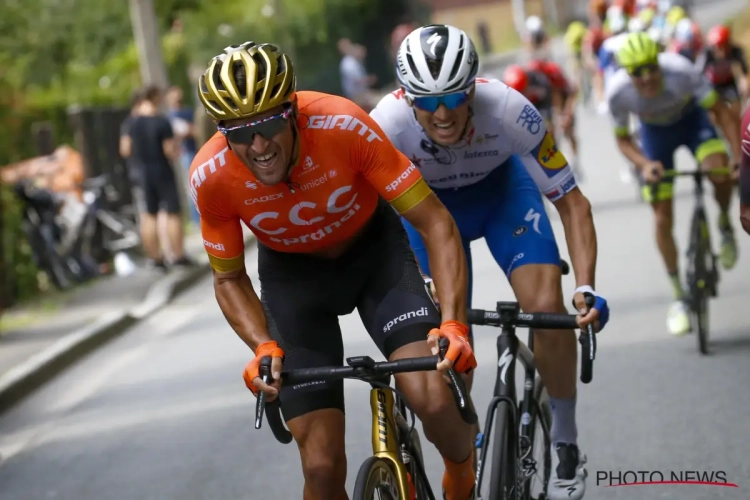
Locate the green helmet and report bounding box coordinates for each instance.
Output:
[616,32,660,70]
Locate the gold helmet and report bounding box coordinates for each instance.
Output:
[198,41,296,121]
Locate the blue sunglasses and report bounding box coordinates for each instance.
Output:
[408,91,470,112]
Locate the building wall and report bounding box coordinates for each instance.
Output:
[430,0,545,56]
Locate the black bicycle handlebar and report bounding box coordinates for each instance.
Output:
[254,338,477,444]
[467,309,578,329]
[467,295,598,384]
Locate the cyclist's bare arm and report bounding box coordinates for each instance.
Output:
[593,70,605,103]
[401,194,467,324]
[553,188,597,289]
[610,97,650,168]
[363,101,468,324]
[200,209,271,350]
[214,268,270,350]
[615,133,650,168]
[706,93,741,161]
[561,86,578,117]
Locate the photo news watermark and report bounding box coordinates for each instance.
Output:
[596,470,739,488]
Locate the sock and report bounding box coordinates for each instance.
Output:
[442,453,475,500]
[550,395,578,447]
[668,271,685,301]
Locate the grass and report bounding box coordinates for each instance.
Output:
[0,276,98,334]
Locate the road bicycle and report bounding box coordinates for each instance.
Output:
[653,167,732,354]
[423,260,597,498]
[13,180,98,290]
[255,340,477,500]
[75,174,141,263]
[468,298,596,500]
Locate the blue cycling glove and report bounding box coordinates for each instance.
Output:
[573,285,610,331]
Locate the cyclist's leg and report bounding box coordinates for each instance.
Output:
[482,158,570,409]
[720,82,743,120]
[687,106,737,268]
[259,247,353,500]
[481,158,585,499]
[361,204,475,500]
[640,121,691,334]
[639,122,683,295]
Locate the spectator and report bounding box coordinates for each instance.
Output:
[337,38,378,111]
[165,85,200,226]
[124,86,194,269]
[120,89,146,213]
[390,19,416,63]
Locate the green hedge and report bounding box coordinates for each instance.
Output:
[1,183,41,308]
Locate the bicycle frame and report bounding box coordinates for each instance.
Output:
[369,386,412,498]
[475,303,547,495]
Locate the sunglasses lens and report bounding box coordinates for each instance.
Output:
[225,116,289,144]
[412,96,440,112]
[440,92,469,109]
[630,63,659,77]
[412,92,469,112]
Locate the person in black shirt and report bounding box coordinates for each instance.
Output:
[120,89,146,213]
[122,86,193,268]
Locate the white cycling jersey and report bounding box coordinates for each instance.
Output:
[369,78,576,201]
[606,52,715,133]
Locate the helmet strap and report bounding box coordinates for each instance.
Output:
[287,117,301,176]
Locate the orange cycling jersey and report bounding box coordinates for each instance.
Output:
[191,91,432,273]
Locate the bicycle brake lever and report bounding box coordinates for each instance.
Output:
[254,356,273,430]
[438,337,478,425]
[578,294,597,384]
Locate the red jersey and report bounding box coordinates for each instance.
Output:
[740,105,750,206]
[528,60,571,94]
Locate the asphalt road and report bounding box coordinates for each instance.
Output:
[2,3,750,499]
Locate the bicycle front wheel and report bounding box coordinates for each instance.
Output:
[353,457,402,500]
[521,378,552,500]
[689,214,711,355]
[489,402,518,500]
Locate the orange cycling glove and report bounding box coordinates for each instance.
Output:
[242,341,285,395]
[428,320,476,374]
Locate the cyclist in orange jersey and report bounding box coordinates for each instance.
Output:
[191,42,477,500]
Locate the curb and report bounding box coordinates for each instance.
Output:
[0,235,255,414]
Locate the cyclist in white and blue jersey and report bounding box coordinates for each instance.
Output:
[372,24,611,500]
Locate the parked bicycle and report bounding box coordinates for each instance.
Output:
[13,180,98,290]
[255,339,477,500]
[74,174,141,265]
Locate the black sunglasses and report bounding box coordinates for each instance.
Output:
[219,108,293,144]
[628,63,660,78]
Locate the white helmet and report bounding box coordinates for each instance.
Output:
[628,18,646,32]
[673,18,695,43]
[647,26,663,42]
[657,0,672,14]
[525,16,544,33]
[396,24,479,96]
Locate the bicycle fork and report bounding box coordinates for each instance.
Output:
[475,332,541,499]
